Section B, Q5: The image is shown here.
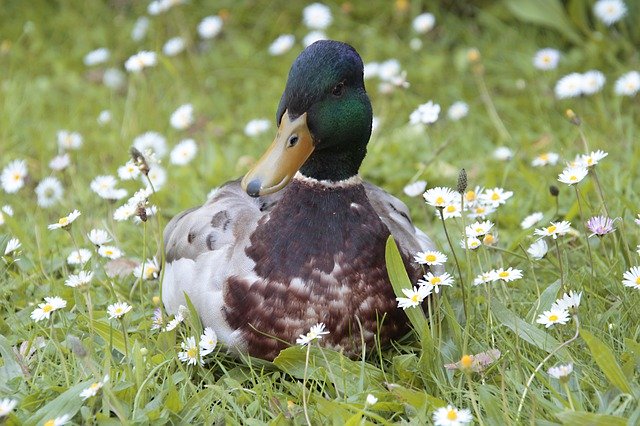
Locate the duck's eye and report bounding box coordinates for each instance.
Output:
[332,82,345,97]
[287,135,299,147]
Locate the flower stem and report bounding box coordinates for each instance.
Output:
[302,343,312,426]
[438,209,467,320]
[573,186,595,277]
[554,239,565,292]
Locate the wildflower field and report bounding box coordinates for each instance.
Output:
[2,0,640,424]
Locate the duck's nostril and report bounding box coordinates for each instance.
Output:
[246,179,262,197]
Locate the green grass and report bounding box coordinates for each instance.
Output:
[1,0,640,424]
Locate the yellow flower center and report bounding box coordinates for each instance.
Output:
[90,382,101,391]
[411,294,419,302]
[44,420,55,426]
[499,271,509,278]
[483,234,495,244]
[105,250,113,256]
[635,277,640,285]
[12,172,22,181]
[547,225,557,233]
[476,206,485,214]
[549,314,558,322]
[569,175,577,181]
[425,254,437,262]
[446,205,456,213]
[43,304,53,313]
[475,227,483,233]
[430,277,441,285]
[491,193,500,201]
[447,410,458,421]
[540,153,549,161]
[115,308,123,314]
[542,56,550,64]
[187,347,197,358]
[58,217,69,226]
[465,191,476,202]
[460,354,473,369]
[435,196,445,205]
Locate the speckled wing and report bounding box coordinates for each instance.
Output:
[363,181,442,272]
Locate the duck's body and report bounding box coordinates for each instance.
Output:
[162,40,438,360]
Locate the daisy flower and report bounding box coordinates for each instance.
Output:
[480,187,513,207]
[199,327,218,355]
[581,70,606,95]
[163,36,186,56]
[423,187,455,208]
[1,159,28,193]
[586,216,616,237]
[133,257,160,280]
[622,266,640,290]
[41,414,71,426]
[83,47,110,66]
[482,233,498,246]
[113,203,137,222]
[303,30,327,47]
[440,202,462,220]
[548,363,573,381]
[4,238,21,256]
[35,177,64,207]
[165,312,184,332]
[49,153,71,171]
[533,48,560,70]
[98,245,123,259]
[31,296,67,322]
[57,130,83,150]
[521,212,544,229]
[473,271,498,286]
[133,131,167,158]
[79,375,109,400]
[0,398,17,417]
[365,394,378,406]
[447,101,468,121]
[269,34,295,56]
[48,209,81,230]
[90,175,117,195]
[552,291,582,311]
[118,161,141,180]
[536,308,570,328]
[460,237,482,250]
[303,3,332,29]
[170,104,194,130]
[97,110,112,125]
[527,239,548,260]
[493,147,513,161]
[151,308,164,330]
[178,336,203,366]
[396,286,432,309]
[465,220,494,238]
[412,12,435,33]
[467,204,495,219]
[581,150,608,167]
[87,229,111,246]
[146,166,167,190]
[555,73,584,99]
[418,272,454,293]
[409,101,440,125]
[124,51,157,73]
[614,71,640,96]
[131,16,149,41]
[414,250,447,266]
[593,0,627,25]
[558,166,588,185]
[170,139,198,165]
[433,405,473,426]
[531,152,559,167]
[534,221,572,239]
[107,301,132,319]
[296,322,330,346]
[197,16,223,39]
[403,180,427,197]
[494,267,523,282]
[65,270,94,288]
[67,248,92,265]
[244,119,271,137]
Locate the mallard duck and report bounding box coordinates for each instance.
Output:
[162,40,438,361]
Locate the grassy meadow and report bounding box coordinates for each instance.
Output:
[1,0,640,424]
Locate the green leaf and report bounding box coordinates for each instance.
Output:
[387,383,445,412]
[556,410,628,426]
[505,0,582,44]
[492,300,566,356]
[92,320,127,356]
[0,335,23,392]
[526,279,562,320]
[581,329,632,394]
[26,381,92,425]
[385,236,430,341]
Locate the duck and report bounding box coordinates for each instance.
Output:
[162,40,439,361]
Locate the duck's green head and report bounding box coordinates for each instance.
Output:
[242,40,372,197]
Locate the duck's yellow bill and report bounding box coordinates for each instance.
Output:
[241,111,314,197]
